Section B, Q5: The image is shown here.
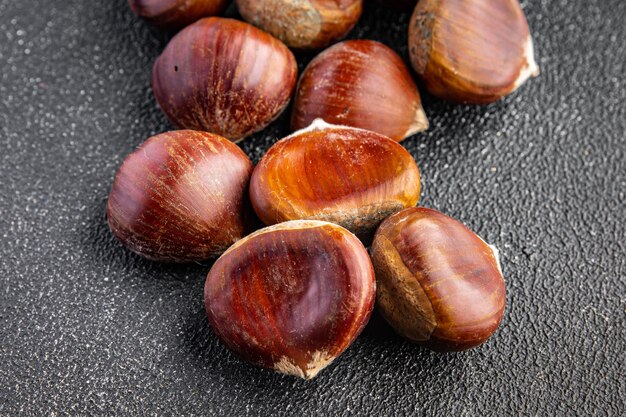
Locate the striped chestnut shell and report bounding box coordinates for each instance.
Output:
[204,220,376,379]
[371,207,506,351]
[127,0,229,30]
[291,40,428,142]
[249,120,421,241]
[409,0,539,104]
[107,130,254,262]
[152,18,298,142]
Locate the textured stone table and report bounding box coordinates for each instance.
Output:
[0,0,624,415]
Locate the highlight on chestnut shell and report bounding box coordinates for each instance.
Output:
[204,220,376,379]
[249,119,421,241]
[408,0,539,104]
[106,130,254,262]
[291,40,428,141]
[152,17,298,142]
[370,207,506,351]
[128,0,229,30]
[235,0,363,50]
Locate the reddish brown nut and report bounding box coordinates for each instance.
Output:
[249,120,421,241]
[205,220,375,379]
[107,130,254,262]
[152,18,298,142]
[409,0,539,104]
[291,40,428,142]
[128,0,229,30]
[371,207,506,351]
[235,0,363,50]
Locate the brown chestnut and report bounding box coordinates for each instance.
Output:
[128,0,229,30]
[235,0,363,50]
[370,207,506,351]
[249,120,421,241]
[205,220,375,379]
[152,18,298,142]
[107,130,254,262]
[408,0,539,104]
[291,40,428,142]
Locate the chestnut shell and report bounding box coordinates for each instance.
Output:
[371,207,506,351]
[128,0,229,30]
[249,120,421,241]
[408,0,539,104]
[235,0,363,50]
[107,130,254,262]
[205,220,376,379]
[152,18,298,142]
[291,40,428,141]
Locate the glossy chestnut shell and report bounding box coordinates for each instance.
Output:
[107,130,254,262]
[370,207,506,351]
[249,120,421,241]
[128,0,229,30]
[152,18,298,141]
[291,40,428,142]
[408,0,539,104]
[235,0,363,50]
[205,220,376,379]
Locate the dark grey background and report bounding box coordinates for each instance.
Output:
[1,0,624,415]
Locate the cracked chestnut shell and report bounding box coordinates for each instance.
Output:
[107,130,254,262]
[128,0,229,30]
[205,220,375,379]
[235,0,363,50]
[249,120,421,241]
[152,18,298,142]
[371,207,506,351]
[408,0,539,104]
[291,40,428,142]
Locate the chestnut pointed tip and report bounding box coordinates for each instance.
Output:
[474,233,505,278]
[514,35,540,90]
[273,351,335,380]
[488,243,504,276]
[303,118,337,133]
[287,118,377,141]
[404,106,429,138]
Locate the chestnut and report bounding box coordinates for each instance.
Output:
[291,40,428,142]
[205,220,376,379]
[370,207,506,351]
[408,0,539,104]
[107,130,254,262]
[152,18,298,142]
[235,0,363,50]
[249,120,421,241]
[128,0,229,30]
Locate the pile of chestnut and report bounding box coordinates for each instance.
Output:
[109,0,538,379]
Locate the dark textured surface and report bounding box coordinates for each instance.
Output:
[0,0,624,415]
